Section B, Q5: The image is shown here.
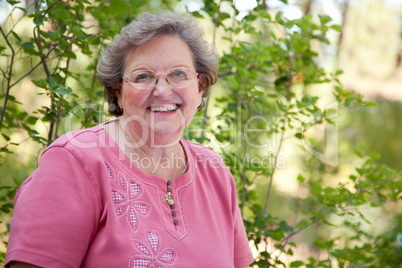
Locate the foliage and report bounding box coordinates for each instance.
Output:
[341,100,402,170]
[0,0,401,266]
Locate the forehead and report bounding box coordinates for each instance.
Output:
[124,35,195,72]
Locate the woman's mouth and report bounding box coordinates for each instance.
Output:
[148,104,181,113]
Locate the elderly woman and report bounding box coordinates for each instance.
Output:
[5,11,254,268]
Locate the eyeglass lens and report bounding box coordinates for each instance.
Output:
[125,67,196,90]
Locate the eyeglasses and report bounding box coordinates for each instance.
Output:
[122,67,198,91]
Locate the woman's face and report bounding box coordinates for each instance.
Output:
[117,35,203,146]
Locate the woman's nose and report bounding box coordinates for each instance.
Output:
[152,76,173,97]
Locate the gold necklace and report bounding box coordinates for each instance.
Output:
[153,169,176,206]
[151,144,181,225]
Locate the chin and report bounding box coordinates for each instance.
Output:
[151,125,182,140]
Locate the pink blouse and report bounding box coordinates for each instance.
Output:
[5,121,254,267]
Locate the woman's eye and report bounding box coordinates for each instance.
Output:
[135,73,153,83]
[170,71,186,80]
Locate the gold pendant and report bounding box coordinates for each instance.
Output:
[162,194,174,205]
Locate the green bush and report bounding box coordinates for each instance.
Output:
[1,0,401,266]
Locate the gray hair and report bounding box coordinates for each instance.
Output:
[97,11,219,116]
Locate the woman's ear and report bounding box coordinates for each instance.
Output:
[198,74,206,92]
[114,83,123,109]
[115,83,122,94]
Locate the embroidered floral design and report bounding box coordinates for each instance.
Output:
[105,161,116,181]
[111,172,151,232]
[130,229,177,268]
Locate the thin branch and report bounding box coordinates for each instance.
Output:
[52,37,76,77]
[258,0,269,10]
[40,0,61,18]
[33,19,56,142]
[240,138,249,217]
[276,206,326,259]
[5,6,28,39]
[336,0,350,62]
[235,93,250,114]
[1,68,7,95]
[9,41,60,89]
[279,216,321,251]
[200,97,210,138]
[0,27,15,129]
[33,26,51,78]
[230,0,237,43]
[264,118,286,215]
[286,52,294,101]
[53,48,72,140]
[90,46,102,93]
[201,1,221,138]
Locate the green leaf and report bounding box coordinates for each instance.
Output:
[52,85,72,95]
[335,69,343,76]
[319,15,332,25]
[275,11,283,23]
[2,133,11,141]
[33,16,44,26]
[7,0,21,5]
[64,51,77,59]
[313,240,325,249]
[8,95,22,104]
[279,220,293,232]
[32,79,47,89]
[276,101,287,111]
[258,10,271,21]
[0,45,6,54]
[30,129,39,135]
[17,111,28,120]
[0,203,14,213]
[290,261,304,267]
[221,37,233,42]
[219,12,231,21]
[330,24,342,32]
[49,76,57,88]
[191,11,204,18]
[26,116,38,125]
[22,42,34,49]
[10,31,21,43]
[295,133,303,140]
[297,174,305,183]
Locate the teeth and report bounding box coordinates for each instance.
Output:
[149,105,178,112]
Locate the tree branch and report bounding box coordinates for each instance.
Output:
[5,6,28,39]
[286,52,294,101]
[0,27,15,129]
[264,118,286,215]
[201,1,221,138]
[9,41,60,89]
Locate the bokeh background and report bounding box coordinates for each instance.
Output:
[0,0,401,266]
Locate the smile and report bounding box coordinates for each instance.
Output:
[148,104,181,112]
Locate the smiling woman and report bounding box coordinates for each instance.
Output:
[113,35,203,145]
[5,11,254,268]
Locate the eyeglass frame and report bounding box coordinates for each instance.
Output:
[122,67,199,91]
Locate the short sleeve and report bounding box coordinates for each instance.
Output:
[228,170,254,267]
[5,146,100,268]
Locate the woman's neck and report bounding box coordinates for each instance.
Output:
[105,119,187,179]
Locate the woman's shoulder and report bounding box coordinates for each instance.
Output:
[46,124,105,152]
[182,139,222,158]
[181,139,229,170]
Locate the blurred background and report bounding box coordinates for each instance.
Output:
[0,0,401,266]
